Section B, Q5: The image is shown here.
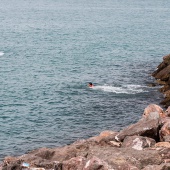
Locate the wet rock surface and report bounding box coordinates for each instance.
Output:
[2,104,170,170]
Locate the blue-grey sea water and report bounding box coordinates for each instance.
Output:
[0,0,170,161]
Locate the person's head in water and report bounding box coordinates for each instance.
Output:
[88,82,93,87]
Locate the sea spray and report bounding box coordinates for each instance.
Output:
[92,84,149,94]
[0,52,4,56]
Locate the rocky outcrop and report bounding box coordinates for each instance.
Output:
[152,54,170,108]
[2,104,170,170]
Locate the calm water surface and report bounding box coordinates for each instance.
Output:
[0,0,170,160]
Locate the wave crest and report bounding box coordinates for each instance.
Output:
[92,84,148,94]
[0,51,4,56]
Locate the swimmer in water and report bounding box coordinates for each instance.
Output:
[88,82,94,88]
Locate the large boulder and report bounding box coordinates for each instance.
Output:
[159,121,170,142]
[85,146,162,169]
[152,54,170,77]
[142,104,165,119]
[115,118,160,142]
[154,65,170,81]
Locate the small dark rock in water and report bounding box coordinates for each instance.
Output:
[147,83,157,87]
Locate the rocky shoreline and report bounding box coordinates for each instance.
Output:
[152,54,170,108]
[2,55,170,170]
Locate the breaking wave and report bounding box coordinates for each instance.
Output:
[0,51,4,56]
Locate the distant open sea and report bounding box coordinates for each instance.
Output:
[0,0,170,161]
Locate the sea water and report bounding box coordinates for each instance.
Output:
[0,0,170,160]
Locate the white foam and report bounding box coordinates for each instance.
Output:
[0,51,4,56]
[92,84,147,94]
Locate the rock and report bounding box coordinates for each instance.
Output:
[152,54,170,77]
[62,156,86,170]
[160,98,170,108]
[163,90,170,99]
[163,135,170,142]
[115,119,160,142]
[148,83,157,87]
[158,148,170,164]
[109,141,121,147]
[34,148,55,160]
[54,161,62,170]
[89,146,162,169]
[163,54,170,64]
[122,136,156,150]
[142,164,170,170]
[164,159,170,164]
[160,117,170,125]
[142,104,165,119]
[155,142,170,148]
[152,54,170,108]
[156,79,167,85]
[161,91,170,108]
[165,106,170,117]
[2,158,22,170]
[84,156,110,170]
[159,84,170,93]
[30,168,45,170]
[88,130,118,145]
[159,122,170,141]
[145,112,160,120]
[154,65,170,81]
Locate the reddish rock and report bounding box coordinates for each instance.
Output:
[84,156,110,170]
[158,148,170,159]
[142,104,165,119]
[155,142,170,148]
[84,145,162,169]
[88,130,118,145]
[165,106,170,117]
[115,119,160,142]
[142,164,170,170]
[122,136,156,150]
[163,135,170,142]
[160,122,170,141]
[62,156,86,170]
